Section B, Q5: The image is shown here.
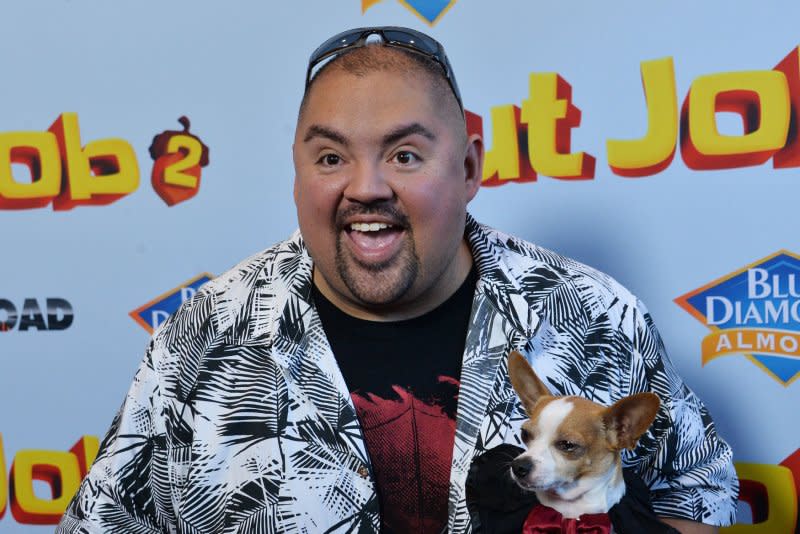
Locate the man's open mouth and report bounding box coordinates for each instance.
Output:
[349,222,394,232]
[344,221,405,261]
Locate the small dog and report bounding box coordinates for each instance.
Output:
[507,351,660,520]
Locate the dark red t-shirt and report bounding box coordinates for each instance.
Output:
[313,268,476,533]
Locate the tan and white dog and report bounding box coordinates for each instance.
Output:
[507,350,660,520]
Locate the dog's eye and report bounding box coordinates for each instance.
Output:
[556,440,579,452]
[520,428,531,442]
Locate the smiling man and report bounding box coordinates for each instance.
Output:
[59,27,737,534]
[294,44,479,322]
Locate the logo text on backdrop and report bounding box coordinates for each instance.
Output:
[675,250,800,386]
[0,298,72,332]
[0,434,98,524]
[129,273,214,333]
[468,47,800,185]
[0,115,209,210]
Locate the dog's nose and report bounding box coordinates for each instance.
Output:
[511,457,533,479]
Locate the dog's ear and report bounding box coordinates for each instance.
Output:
[603,393,660,450]
[508,351,552,415]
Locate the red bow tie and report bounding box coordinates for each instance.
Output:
[522,504,612,534]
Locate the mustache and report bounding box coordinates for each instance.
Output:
[335,204,411,230]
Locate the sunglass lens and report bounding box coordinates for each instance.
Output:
[383,30,438,55]
[312,30,365,61]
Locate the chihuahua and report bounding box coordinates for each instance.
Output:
[507,351,660,520]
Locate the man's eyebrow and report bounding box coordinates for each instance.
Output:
[303,125,349,146]
[382,123,436,151]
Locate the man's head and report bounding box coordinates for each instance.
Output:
[293,27,484,321]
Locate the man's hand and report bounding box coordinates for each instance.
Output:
[660,517,719,534]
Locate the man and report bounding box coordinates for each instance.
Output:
[58,27,737,533]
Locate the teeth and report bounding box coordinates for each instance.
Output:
[350,222,392,232]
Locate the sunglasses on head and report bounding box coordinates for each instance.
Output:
[305,26,463,111]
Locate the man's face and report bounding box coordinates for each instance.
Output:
[293,64,482,320]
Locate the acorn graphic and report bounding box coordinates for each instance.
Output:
[149,116,210,206]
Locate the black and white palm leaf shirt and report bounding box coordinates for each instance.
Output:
[58,215,738,533]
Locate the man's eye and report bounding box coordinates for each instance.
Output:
[318,153,341,166]
[393,151,418,165]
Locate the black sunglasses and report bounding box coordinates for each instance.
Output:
[305,26,463,111]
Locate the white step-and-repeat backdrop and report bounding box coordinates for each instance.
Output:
[1,1,798,531]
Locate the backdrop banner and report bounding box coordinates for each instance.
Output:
[1,1,798,531]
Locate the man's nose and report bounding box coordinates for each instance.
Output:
[343,162,394,203]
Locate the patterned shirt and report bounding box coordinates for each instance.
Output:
[58,215,738,533]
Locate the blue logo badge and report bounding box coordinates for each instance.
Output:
[676,251,800,386]
[362,0,457,26]
[130,273,213,333]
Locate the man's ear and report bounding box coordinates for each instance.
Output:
[292,143,301,206]
[508,351,551,415]
[603,393,660,450]
[463,132,484,202]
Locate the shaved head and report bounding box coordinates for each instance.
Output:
[292,37,484,320]
[299,45,466,144]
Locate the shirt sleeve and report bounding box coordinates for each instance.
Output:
[56,342,172,534]
[623,298,739,526]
